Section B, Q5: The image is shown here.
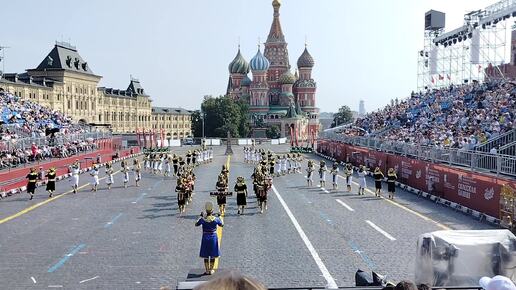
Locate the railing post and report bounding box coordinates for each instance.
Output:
[497,155,501,177]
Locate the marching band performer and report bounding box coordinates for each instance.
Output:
[330,162,339,190]
[215,172,228,215]
[373,167,384,197]
[164,156,171,177]
[70,159,80,194]
[157,154,164,175]
[254,166,271,214]
[192,150,198,165]
[288,154,294,174]
[234,176,248,215]
[176,177,186,214]
[144,154,151,172]
[186,150,192,166]
[133,159,142,187]
[306,160,314,187]
[204,147,209,164]
[185,168,196,203]
[269,157,275,177]
[344,163,353,192]
[296,153,303,173]
[90,164,99,192]
[387,168,397,199]
[152,155,159,174]
[121,159,127,171]
[244,147,249,163]
[105,161,114,190]
[281,155,287,175]
[208,147,213,162]
[172,154,179,177]
[195,202,223,275]
[178,156,185,176]
[26,167,38,200]
[122,164,130,188]
[46,167,56,197]
[318,160,327,188]
[357,165,368,195]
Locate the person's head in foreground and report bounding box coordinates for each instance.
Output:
[480,275,516,290]
[395,280,417,290]
[193,271,266,290]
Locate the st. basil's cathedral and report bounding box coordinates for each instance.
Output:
[226,0,320,142]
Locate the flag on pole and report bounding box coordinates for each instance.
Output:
[478,64,482,72]
[431,76,435,84]
[447,74,451,80]
[438,74,444,80]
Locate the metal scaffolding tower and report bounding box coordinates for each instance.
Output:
[418,0,515,90]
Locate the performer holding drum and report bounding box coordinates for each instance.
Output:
[215,172,228,215]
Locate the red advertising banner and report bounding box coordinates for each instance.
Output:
[318,140,516,218]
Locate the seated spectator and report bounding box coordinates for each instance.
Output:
[343,79,515,150]
[0,91,109,170]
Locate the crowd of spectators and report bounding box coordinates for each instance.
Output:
[0,91,98,170]
[346,80,516,150]
[0,91,86,140]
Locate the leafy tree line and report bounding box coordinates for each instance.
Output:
[331,105,353,128]
[192,95,250,138]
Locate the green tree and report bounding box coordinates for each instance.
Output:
[200,95,250,138]
[266,125,281,139]
[331,105,353,128]
[191,110,203,137]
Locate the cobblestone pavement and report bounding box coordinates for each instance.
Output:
[0,145,494,289]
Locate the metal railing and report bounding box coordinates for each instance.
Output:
[0,131,112,152]
[322,132,516,178]
[498,141,516,157]
[475,129,516,153]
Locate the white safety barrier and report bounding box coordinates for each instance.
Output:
[205,139,221,146]
[168,140,181,147]
[238,139,253,145]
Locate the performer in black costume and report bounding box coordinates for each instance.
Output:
[387,168,397,199]
[26,168,38,200]
[234,176,248,215]
[46,167,56,197]
[373,167,384,197]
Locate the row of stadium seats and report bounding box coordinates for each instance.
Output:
[0,91,101,170]
[0,91,86,141]
[348,79,515,149]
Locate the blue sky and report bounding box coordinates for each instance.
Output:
[1,0,499,113]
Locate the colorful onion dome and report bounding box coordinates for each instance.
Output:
[297,47,315,68]
[279,70,296,84]
[228,49,250,74]
[250,48,270,71]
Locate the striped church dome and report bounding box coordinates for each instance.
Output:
[250,48,270,71]
[228,49,250,74]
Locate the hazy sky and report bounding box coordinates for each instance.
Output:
[1,0,500,113]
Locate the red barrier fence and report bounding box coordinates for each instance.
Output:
[318,139,516,218]
[0,146,140,194]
